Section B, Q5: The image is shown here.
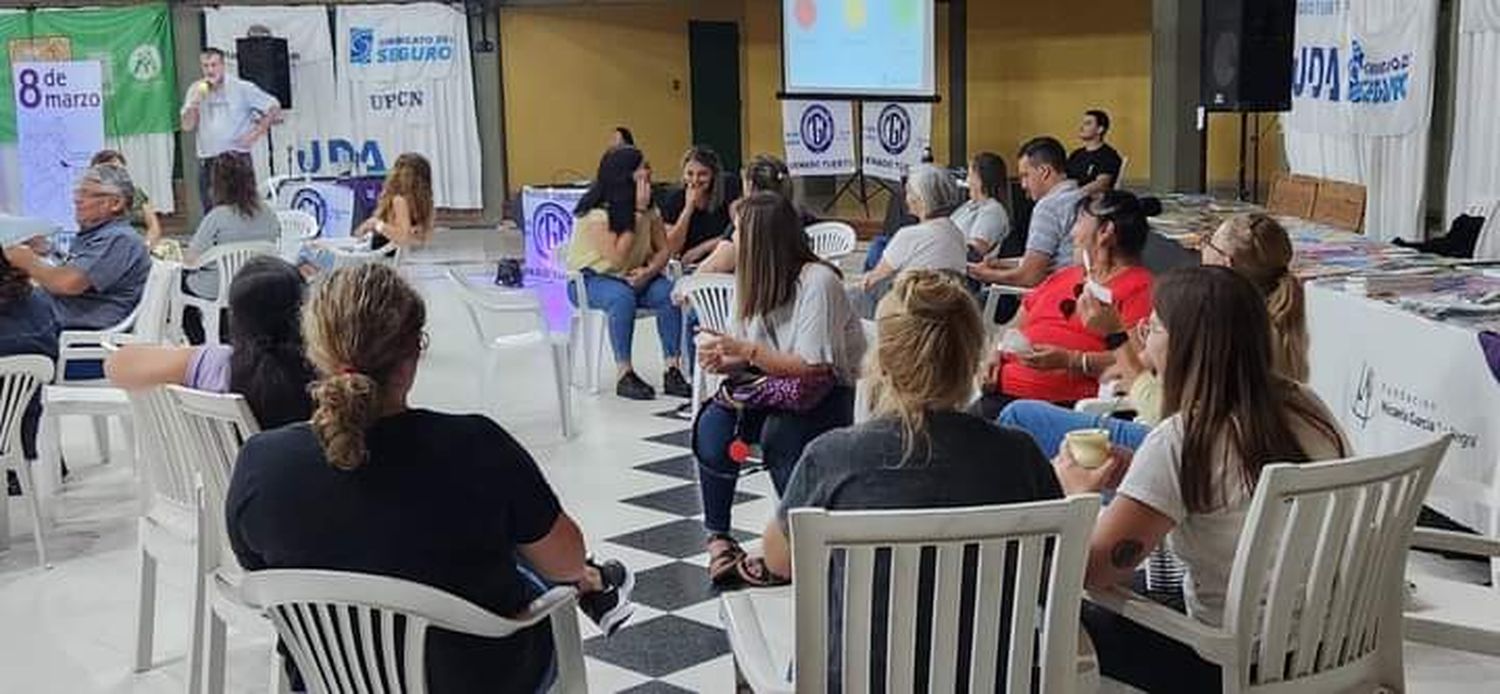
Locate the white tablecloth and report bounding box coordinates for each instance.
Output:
[1306,280,1500,535]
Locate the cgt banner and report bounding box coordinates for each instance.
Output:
[13,61,104,232]
[1287,0,1438,137]
[860,101,931,181]
[335,2,482,208]
[782,100,855,177]
[522,185,588,333]
[1306,282,1500,535]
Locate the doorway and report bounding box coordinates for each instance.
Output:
[688,21,742,172]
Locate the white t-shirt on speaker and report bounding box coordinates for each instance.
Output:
[184,75,279,159]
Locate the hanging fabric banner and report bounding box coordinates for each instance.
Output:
[0,4,176,140]
[860,101,931,181]
[335,3,481,209]
[205,5,341,183]
[1287,0,1437,137]
[13,60,103,231]
[1443,0,1500,223]
[782,100,855,177]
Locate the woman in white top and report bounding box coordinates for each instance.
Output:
[854,164,967,317]
[1054,265,1348,692]
[950,151,1012,260]
[693,191,866,588]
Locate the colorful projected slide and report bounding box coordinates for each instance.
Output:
[783,0,934,97]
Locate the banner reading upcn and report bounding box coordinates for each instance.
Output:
[0,4,176,141]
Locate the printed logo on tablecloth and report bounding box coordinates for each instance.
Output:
[799,104,835,154]
[1351,362,1376,430]
[290,188,329,231]
[532,201,572,263]
[877,104,911,156]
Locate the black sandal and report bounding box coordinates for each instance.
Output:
[707,534,746,586]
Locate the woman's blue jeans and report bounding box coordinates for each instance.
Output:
[997,400,1152,457]
[569,271,681,365]
[693,386,855,534]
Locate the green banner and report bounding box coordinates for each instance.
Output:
[0,3,177,141]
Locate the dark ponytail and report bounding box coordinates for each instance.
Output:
[226,257,315,428]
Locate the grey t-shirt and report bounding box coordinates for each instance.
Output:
[739,262,866,386]
[778,412,1063,523]
[188,75,279,159]
[950,197,1011,254]
[880,217,967,274]
[1025,179,1084,269]
[186,203,280,299]
[48,217,151,330]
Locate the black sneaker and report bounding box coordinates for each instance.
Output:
[616,371,656,400]
[662,366,692,398]
[6,471,18,497]
[577,558,636,636]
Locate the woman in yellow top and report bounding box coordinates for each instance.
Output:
[567,146,689,400]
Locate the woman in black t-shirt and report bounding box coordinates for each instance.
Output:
[662,145,737,263]
[226,264,634,693]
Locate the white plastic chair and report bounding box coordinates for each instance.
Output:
[275,209,320,262]
[0,355,55,569]
[1087,435,1450,693]
[1404,526,1500,656]
[445,269,572,439]
[805,221,857,261]
[126,386,203,673]
[174,241,279,347]
[329,241,400,270]
[722,496,1102,693]
[240,569,589,694]
[56,258,179,380]
[567,271,662,394]
[166,385,279,694]
[675,273,736,419]
[980,283,1030,344]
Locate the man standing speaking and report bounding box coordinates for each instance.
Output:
[180,47,281,213]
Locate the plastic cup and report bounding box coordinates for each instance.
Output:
[1065,428,1111,469]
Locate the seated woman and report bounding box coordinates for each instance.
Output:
[977,190,1155,419]
[697,153,813,274]
[226,265,636,693]
[851,164,968,318]
[662,146,738,264]
[566,145,689,400]
[758,270,1062,584]
[105,256,314,429]
[694,192,865,587]
[297,152,434,278]
[0,250,59,494]
[951,151,1012,261]
[183,152,279,343]
[999,212,1307,455]
[1053,266,1347,693]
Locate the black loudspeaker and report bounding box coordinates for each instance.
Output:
[235,36,292,110]
[1202,0,1296,112]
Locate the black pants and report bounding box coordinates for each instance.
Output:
[198,151,253,211]
[1082,599,1222,692]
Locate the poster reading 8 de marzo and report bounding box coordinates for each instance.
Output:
[12,61,103,231]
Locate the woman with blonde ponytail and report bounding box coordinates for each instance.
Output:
[226,265,638,692]
[757,270,1062,581]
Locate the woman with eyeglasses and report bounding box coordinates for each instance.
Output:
[977,190,1155,419]
[998,212,1306,456]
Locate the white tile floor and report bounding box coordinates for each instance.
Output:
[3,266,1500,692]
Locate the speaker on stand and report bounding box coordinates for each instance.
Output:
[235,36,292,178]
[1199,0,1295,200]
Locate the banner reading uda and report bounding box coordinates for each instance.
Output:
[782,100,855,177]
[861,102,931,181]
[0,4,176,141]
[13,61,104,231]
[336,3,482,209]
[1287,0,1437,137]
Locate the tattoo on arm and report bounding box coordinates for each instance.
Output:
[1110,539,1145,569]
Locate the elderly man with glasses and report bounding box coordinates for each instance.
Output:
[2,164,152,332]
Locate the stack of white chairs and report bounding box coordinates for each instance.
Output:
[446,269,572,439]
[0,355,55,568]
[240,569,589,694]
[722,496,1102,693]
[173,241,279,346]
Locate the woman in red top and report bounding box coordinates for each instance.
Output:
[990,190,1155,407]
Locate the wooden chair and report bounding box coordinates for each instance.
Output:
[722,496,1103,693]
[1266,174,1319,219]
[1311,178,1367,231]
[1087,436,1449,693]
[240,569,589,694]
